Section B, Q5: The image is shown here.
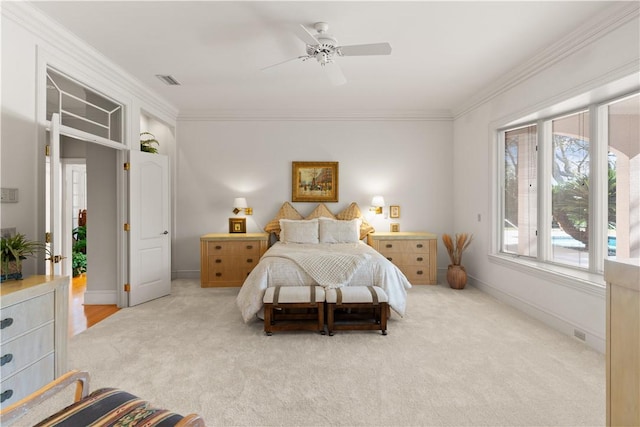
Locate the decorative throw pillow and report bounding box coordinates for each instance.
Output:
[279,219,319,244]
[264,202,303,237]
[336,202,375,240]
[305,203,336,220]
[318,218,360,243]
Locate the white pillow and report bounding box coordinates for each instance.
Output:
[279,219,319,244]
[318,218,360,243]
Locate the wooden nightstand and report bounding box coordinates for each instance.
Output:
[200,233,269,287]
[367,232,438,285]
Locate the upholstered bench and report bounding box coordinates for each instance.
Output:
[263,286,325,335]
[325,286,388,336]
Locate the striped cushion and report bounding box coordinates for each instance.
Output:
[263,286,325,304]
[34,388,184,427]
[325,286,388,304]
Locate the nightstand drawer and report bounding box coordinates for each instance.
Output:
[404,268,431,284]
[206,240,262,256]
[382,253,429,266]
[376,240,430,254]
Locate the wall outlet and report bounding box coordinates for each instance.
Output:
[477,213,481,222]
[574,329,586,341]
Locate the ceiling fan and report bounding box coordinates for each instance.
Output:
[262,22,392,86]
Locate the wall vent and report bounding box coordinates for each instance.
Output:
[574,329,586,341]
[155,74,181,86]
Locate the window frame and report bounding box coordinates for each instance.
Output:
[494,90,639,285]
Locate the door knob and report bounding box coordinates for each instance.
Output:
[162,230,169,235]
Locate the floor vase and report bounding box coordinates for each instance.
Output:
[447,264,467,289]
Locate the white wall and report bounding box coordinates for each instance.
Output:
[174,118,453,277]
[1,3,178,300]
[452,13,640,352]
[0,15,42,277]
[85,144,118,301]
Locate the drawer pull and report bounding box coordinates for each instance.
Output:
[246,245,253,250]
[215,272,222,277]
[417,270,424,275]
[0,353,13,366]
[215,259,222,263]
[247,258,253,263]
[215,245,222,250]
[0,318,13,330]
[416,244,423,248]
[417,257,423,262]
[0,390,13,403]
[385,244,393,249]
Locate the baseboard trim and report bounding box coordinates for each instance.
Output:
[174,270,200,280]
[468,275,605,354]
[84,290,118,305]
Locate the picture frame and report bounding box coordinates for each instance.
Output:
[390,205,400,218]
[292,161,338,202]
[390,223,400,232]
[229,218,246,233]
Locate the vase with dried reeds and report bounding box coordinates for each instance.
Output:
[442,233,473,289]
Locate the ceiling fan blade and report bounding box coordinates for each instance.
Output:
[323,62,347,86]
[294,24,319,46]
[260,55,308,71]
[339,42,392,56]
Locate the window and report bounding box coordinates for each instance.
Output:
[503,125,538,257]
[499,92,639,274]
[607,94,640,259]
[47,68,123,142]
[551,111,590,268]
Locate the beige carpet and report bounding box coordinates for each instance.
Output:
[18,279,604,426]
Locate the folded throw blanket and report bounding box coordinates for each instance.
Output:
[264,245,371,288]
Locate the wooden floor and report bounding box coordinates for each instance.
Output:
[70,275,120,337]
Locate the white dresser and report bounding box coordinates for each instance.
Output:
[604,258,640,427]
[0,275,69,410]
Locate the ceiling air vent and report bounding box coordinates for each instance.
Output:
[155,74,181,86]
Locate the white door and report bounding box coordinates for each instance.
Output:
[128,151,171,306]
[45,114,65,276]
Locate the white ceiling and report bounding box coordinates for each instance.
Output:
[31,1,616,116]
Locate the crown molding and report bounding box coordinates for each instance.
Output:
[452,1,640,119]
[2,1,179,123]
[177,109,453,121]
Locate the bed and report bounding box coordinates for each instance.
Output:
[236,202,412,322]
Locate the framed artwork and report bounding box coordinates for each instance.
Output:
[292,161,338,202]
[390,205,400,218]
[390,223,400,232]
[229,218,246,233]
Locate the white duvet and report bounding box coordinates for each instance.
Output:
[236,241,412,322]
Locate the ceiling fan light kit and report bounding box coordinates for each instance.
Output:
[263,22,392,86]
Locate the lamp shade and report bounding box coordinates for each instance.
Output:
[233,197,248,209]
[371,196,385,207]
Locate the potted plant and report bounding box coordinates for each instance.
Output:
[140,132,159,153]
[72,225,87,277]
[1,233,47,282]
[442,233,473,289]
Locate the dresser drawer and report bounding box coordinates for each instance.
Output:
[0,323,54,379]
[376,240,430,254]
[206,240,262,256]
[0,353,54,409]
[0,292,54,343]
